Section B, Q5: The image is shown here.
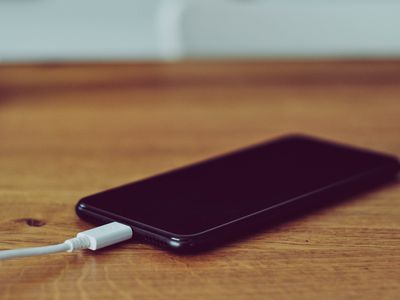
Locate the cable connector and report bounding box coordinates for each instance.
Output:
[0,222,133,261]
[69,221,133,251]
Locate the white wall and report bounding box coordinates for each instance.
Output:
[0,0,172,61]
[1,0,400,61]
[182,0,400,58]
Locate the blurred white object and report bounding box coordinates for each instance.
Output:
[1,0,400,61]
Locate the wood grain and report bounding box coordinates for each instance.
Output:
[0,60,399,300]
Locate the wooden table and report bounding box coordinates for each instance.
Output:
[0,60,399,300]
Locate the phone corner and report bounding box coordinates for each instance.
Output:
[75,198,88,216]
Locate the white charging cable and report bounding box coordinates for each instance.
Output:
[0,222,133,261]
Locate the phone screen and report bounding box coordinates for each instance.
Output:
[79,135,397,235]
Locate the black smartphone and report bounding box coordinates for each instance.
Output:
[76,134,399,252]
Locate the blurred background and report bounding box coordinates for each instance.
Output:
[1,0,400,61]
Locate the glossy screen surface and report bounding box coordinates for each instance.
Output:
[80,136,396,235]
